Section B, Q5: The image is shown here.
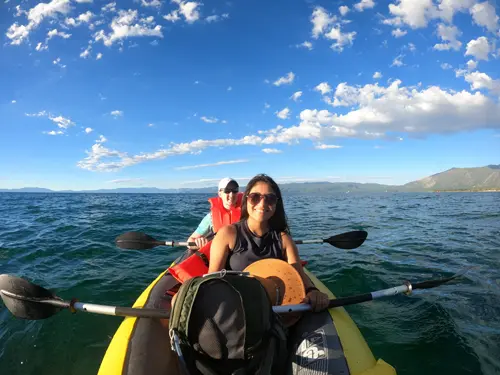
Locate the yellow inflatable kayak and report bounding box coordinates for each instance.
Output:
[98,252,396,375]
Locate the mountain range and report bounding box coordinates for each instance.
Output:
[1,165,499,193]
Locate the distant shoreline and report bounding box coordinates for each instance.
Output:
[433,189,500,192]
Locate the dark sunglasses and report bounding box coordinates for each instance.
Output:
[221,188,239,194]
[246,192,279,206]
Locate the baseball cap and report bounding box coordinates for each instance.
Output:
[218,177,239,191]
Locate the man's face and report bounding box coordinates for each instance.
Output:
[218,184,239,209]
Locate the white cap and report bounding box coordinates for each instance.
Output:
[218,177,238,190]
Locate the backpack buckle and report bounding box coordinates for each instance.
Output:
[202,270,250,278]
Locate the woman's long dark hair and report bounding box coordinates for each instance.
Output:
[240,174,290,234]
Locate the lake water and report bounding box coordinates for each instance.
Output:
[0,192,499,375]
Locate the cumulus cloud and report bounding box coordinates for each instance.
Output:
[110,110,123,117]
[470,2,499,33]
[373,71,382,79]
[465,36,491,60]
[311,6,356,52]
[354,0,375,12]
[85,127,93,133]
[26,110,76,134]
[141,0,162,8]
[290,91,303,101]
[273,72,295,86]
[276,107,291,120]
[6,0,72,45]
[94,9,163,46]
[392,28,407,37]
[441,62,453,70]
[314,82,332,95]
[463,71,500,94]
[467,59,478,70]
[339,6,350,16]
[296,41,313,50]
[433,23,462,51]
[262,148,282,154]
[164,0,201,24]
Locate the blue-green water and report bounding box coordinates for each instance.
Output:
[0,192,499,375]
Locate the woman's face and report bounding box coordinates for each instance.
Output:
[246,181,278,223]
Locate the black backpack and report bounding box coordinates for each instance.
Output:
[169,271,288,375]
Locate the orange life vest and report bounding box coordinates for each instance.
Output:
[168,192,244,284]
[208,192,244,232]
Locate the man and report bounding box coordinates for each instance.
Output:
[187,178,243,249]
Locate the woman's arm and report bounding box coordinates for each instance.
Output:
[208,224,237,273]
[281,232,329,312]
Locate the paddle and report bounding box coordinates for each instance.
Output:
[0,270,465,320]
[115,230,368,251]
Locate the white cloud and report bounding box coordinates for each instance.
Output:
[53,57,66,68]
[49,115,74,129]
[101,2,116,12]
[75,0,93,3]
[205,14,228,23]
[97,135,107,143]
[324,25,357,52]
[11,100,17,104]
[164,0,201,24]
[339,6,350,16]
[311,7,337,38]
[373,71,382,79]
[85,127,93,133]
[441,62,453,70]
[465,36,491,60]
[392,28,407,37]
[44,130,65,135]
[354,0,375,12]
[94,9,163,46]
[141,0,161,8]
[433,23,462,51]
[464,71,500,94]
[36,42,48,51]
[77,11,94,23]
[386,0,438,29]
[467,59,478,70]
[262,148,282,154]
[264,103,271,109]
[47,28,71,40]
[26,110,48,117]
[80,45,91,58]
[406,42,416,52]
[200,116,219,123]
[437,0,475,23]
[296,41,313,50]
[314,82,332,95]
[470,2,499,33]
[96,52,103,60]
[175,159,249,170]
[291,91,303,102]
[276,107,291,119]
[108,178,145,184]
[315,144,343,149]
[391,54,405,67]
[273,72,295,86]
[6,0,72,45]
[110,110,123,117]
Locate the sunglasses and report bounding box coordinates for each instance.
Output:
[221,188,239,194]
[246,192,279,206]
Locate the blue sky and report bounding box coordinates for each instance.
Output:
[1,0,499,190]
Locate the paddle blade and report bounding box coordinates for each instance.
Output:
[0,275,63,320]
[324,230,368,249]
[115,231,163,250]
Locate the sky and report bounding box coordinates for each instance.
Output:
[1,0,499,190]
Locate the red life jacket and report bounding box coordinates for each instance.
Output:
[208,192,244,232]
[168,192,243,284]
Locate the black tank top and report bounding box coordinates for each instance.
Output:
[226,220,284,271]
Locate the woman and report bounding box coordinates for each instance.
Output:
[209,174,329,312]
